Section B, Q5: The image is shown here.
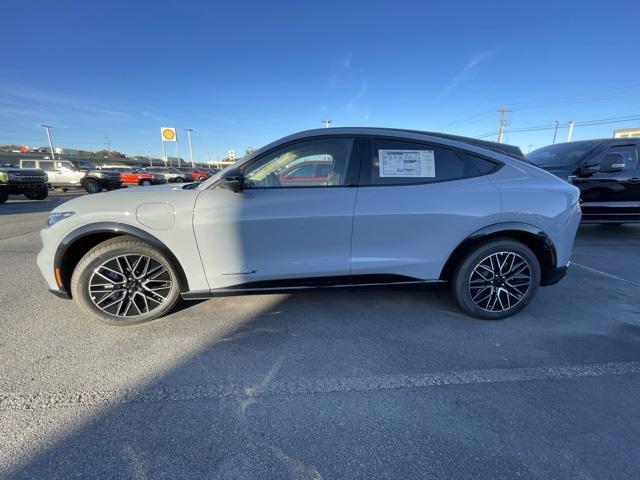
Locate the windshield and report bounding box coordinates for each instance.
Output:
[73,160,96,170]
[527,141,600,166]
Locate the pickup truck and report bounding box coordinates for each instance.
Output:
[19,159,122,194]
[527,138,640,223]
[0,166,49,204]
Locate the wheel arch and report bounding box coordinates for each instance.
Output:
[439,222,557,284]
[54,222,189,297]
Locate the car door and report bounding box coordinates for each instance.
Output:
[573,144,640,220]
[193,136,361,289]
[351,137,502,281]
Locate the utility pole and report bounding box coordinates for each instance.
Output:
[322,119,332,128]
[147,151,153,167]
[552,120,560,144]
[104,134,112,158]
[496,106,511,144]
[41,124,56,160]
[567,120,575,142]
[185,128,194,167]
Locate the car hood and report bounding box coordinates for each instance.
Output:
[533,164,577,181]
[51,182,197,215]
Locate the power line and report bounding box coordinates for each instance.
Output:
[476,113,640,139]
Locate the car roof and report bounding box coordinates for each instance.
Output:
[249,127,525,161]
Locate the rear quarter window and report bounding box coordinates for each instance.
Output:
[367,139,481,185]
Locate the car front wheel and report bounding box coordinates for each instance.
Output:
[84,179,102,194]
[71,236,181,325]
[24,188,49,200]
[451,238,540,320]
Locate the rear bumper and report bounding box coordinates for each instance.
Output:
[48,288,70,299]
[540,264,569,286]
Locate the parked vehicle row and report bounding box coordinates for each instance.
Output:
[38,128,581,326]
[19,159,122,194]
[1,161,216,202]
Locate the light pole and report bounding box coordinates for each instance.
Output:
[185,128,194,167]
[322,119,332,128]
[41,124,56,160]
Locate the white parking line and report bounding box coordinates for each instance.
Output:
[2,361,639,410]
[572,262,640,287]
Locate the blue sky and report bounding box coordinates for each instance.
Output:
[1,0,640,160]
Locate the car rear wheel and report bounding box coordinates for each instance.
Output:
[451,239,540,320]
[84,179,102,194]
[71,236,181,325]
[24,188,48,200]
[0,190,8,204]
[175,177,184,183]
[141,180,151,186]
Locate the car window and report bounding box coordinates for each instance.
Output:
[38,161,55,171]
[366,139,478,186]
[21,160,36,168]
[285,164,316,178]
[592,145,638,171]
[244,138,353,188]
[527,141,599,166]
[317,163,331,177]
[55,161,72,170]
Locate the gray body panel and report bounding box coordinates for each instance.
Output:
[37,128,581,298]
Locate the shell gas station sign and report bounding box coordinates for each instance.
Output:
[160,127,177,142]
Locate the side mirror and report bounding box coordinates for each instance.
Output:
[600,153,625,173]
[579,161,600,176]
[218,167,244,193]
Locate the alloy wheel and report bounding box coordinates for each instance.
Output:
[468,251,532,312]
[88,254,173,318]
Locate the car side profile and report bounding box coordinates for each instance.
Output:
[527,138,640,223]
[38,128,581,325]
[145,166,195,183]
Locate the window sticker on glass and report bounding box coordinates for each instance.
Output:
[379,150,435,177]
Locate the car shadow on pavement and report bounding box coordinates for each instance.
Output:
[2,289,487,479]
[4,281,640,479]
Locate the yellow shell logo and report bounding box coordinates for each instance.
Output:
[162,129,175,140]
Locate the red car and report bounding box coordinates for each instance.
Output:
[278,160,332,186]
[177,167,209,182]
[99,166,165,186]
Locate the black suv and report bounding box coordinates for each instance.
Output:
[0,166,49,204]
[527,138,640,223]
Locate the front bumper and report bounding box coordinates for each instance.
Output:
[2,183,48,193]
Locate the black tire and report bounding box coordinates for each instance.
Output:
[24,188,49,200]
[61,187,69,192]
[175,177,184,183]
[0,190,8,204]
[450,238,541,320]
[70,236,181,326]
[84,179,102,194]
[141,180,152,186]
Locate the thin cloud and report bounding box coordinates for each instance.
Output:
[346,81,368,110]
[441,51,494,96]
[344,52,352,69]
[0,84,134,120]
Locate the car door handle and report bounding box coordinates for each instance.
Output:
[628,177,640,184]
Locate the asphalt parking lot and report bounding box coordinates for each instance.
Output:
[1,193,639,479]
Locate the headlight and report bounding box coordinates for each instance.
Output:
[0,171,7,182]
[47,211,75,227]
